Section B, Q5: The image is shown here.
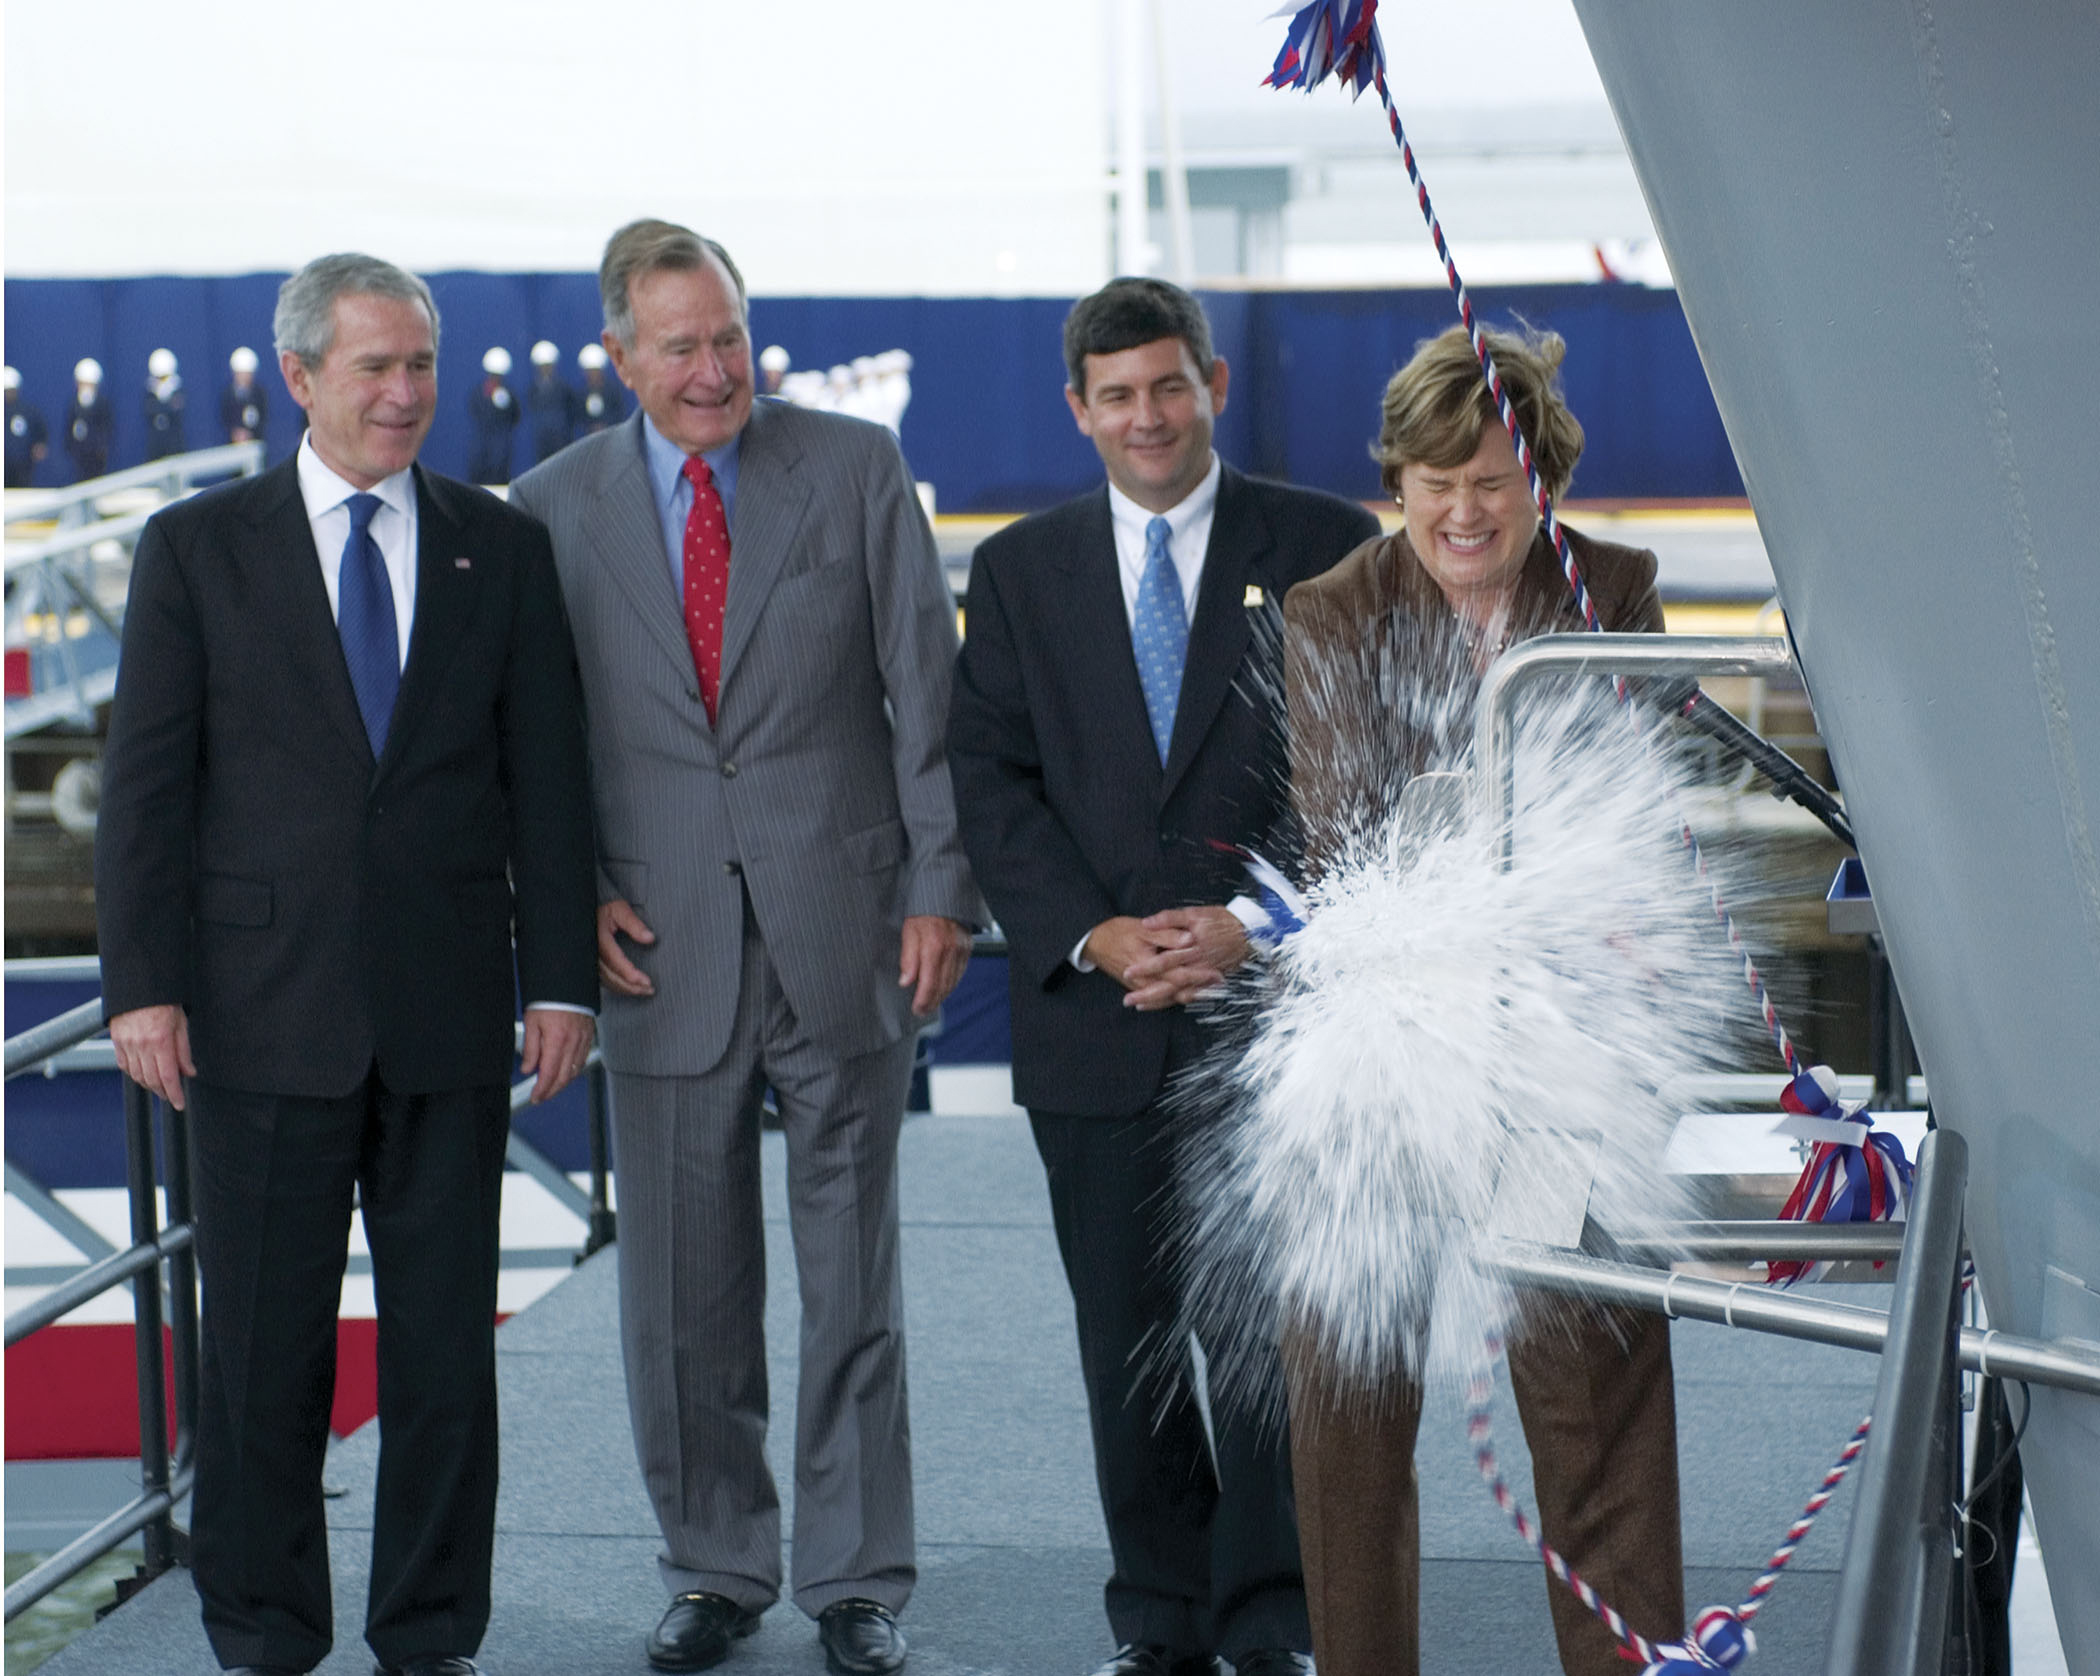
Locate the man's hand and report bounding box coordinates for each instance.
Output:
[597,898,657,997]
[520,1007,596,1104]
[1080,916,1169,990]
[900,915,973,1017]
[109,1003,197,1110]
[1119,906,1254,1011]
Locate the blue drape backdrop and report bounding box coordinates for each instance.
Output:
[6,275,1741,505]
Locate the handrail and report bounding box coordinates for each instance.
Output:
[1825,1130,1970,1676]
[1473,632,1799,865]
[4,503,159,575]
[1612,1220,1915,1263]
[2,975,619,1621]
[0,1008,198,1623]
[1478,1235,2100,1398]
[3,442,265,536]
[4,994,107,1076]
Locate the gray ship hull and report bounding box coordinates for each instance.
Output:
[1569,0,2100,1660]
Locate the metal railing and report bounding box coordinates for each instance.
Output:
[3,443,265,535]
[502,1027,616,1259]
[3,1002,198,1624]
[1474,632,1800,863]
[6,442,266,742]
[1826,1129,1969,1676]
[3,978,619,1621]
[1464,634,2082,1667]
[1480,1227,2100,1399]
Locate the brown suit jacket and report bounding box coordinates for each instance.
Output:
[1281,522,1664,868]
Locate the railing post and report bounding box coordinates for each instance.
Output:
[123,1078,178,1580]
[582,1060,617,1258]
[160,1097,201,1477]
[1825,1128,1969,1676]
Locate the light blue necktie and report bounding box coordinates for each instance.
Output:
[1132,514,1188,764]
[338,492,400,758]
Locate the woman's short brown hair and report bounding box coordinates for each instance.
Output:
[1371,324,1583,503]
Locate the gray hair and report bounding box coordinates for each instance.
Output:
[599,219,747,348]
[273,253,441,368]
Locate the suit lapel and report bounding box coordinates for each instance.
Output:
[1161,466,1267,798]
[718,400,811,698]
[592,417,701,684]
[237,462,373,768]
[1056,489,1163,789]
[381,467,481,774]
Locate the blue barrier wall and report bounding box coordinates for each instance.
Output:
[3,276,1743,506]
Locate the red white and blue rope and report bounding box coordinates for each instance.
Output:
[1467,1340,1872,1669]
[1266,0,1799,1077]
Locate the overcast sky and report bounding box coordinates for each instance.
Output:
[3,0,1611,283]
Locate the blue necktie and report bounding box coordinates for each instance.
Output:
[1132,514,1188,763]
[338,492,400,758]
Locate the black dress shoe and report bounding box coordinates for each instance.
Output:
[647,1591,763,1671]
[817,1598,907,1675]
[1231,1654,1314,1676]
[371,1659,482,1676]
[1084,1647,1217,1676]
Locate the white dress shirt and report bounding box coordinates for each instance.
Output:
[296,432,417,668]
[1105,450,1220,628]
[295,435,591,1019]
[1072,452,1261,972]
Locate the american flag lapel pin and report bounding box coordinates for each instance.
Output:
[454,556,472,570]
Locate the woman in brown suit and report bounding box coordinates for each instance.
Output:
[1278,324,1685,1676]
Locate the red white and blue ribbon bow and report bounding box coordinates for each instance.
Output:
[1264,0,1386,97]
[1213,844,1307,947]
[1640,1606,1757,1674]
[1766,1065,1915,1286]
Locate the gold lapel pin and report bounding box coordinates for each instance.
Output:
[1243,584,1265,608]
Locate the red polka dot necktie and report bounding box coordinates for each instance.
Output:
[680,454,730,724]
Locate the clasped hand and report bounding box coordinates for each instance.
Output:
[1085,906,1252,1011]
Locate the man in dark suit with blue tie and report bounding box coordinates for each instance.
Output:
[947,279,1380,1676]
[95,253,599,1676]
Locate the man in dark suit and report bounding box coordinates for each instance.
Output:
[947,278,1380,1676]
[95,252,599,1676]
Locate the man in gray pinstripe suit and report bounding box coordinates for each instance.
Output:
[510,220,982,1676]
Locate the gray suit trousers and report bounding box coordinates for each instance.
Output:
[610,900,917,1619]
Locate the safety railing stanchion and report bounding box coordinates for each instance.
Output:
[583,1059,616,1257]
[161,1094,202,1481]
[1824,1128,1969,1676]
[123,1077,180,1581]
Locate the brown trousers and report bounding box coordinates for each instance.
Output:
[1287,1301,1684,1676]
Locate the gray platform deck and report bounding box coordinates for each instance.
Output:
[40,1111,1881,1676]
